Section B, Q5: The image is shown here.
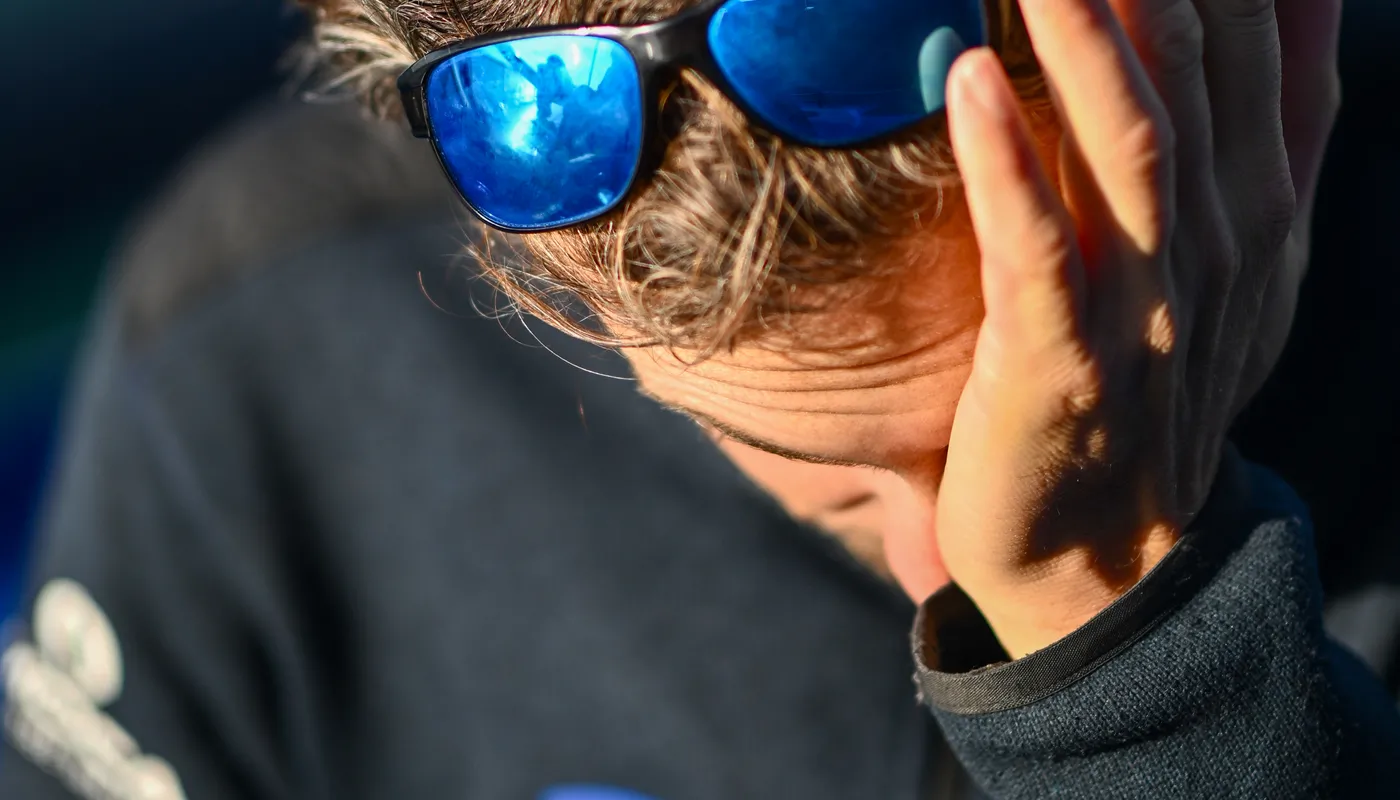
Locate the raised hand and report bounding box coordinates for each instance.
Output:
[893,0,1342,658]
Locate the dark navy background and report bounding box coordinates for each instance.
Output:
[0,0,305,629]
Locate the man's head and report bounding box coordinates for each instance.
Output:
[305,0,1053,578]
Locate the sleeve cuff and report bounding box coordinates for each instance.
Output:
[913,443,1273,715]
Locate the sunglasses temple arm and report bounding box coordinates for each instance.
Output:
[397,72,433,139]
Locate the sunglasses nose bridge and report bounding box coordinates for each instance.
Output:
[627,4,714,73]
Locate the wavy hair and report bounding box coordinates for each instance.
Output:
[299,0,1048,352]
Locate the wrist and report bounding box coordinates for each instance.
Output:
[966,525,1182,658]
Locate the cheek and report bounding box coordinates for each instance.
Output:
[883,491,952,600]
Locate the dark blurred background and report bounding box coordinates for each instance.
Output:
[0,0,306,623]
[0,0,1397,629]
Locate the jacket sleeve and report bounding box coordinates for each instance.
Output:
[1,299,322,800]
[914,445,1400,798]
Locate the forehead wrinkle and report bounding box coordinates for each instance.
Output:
[640,336,976,395]
[708,304,978,373]
[673,365,941,397]
[644,298,981,390]
[634,356,959,470]
[640,359,942,421]
[696,379,951,418]
[676,344,968,379]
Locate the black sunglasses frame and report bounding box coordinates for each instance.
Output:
[398,0,987,233]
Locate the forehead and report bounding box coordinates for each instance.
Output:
[625,234,986,470]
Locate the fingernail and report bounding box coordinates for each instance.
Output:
[954,51,1003,119]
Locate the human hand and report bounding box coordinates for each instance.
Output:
[890,0,1343,658]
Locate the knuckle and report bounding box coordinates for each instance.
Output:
[1026,213,1079,265]
[1222,165,1296,259]
[1220,0,1277,26]
[1196,199,1238,260]
[1253,176,1298,250]
[1112,115,1177,250]
[1115,114,1175,182]
[1000,208,1079,282]
[1053,354,1106,417]
[1148,1,1206,80]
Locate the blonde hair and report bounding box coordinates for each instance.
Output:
[300,0,1047,352]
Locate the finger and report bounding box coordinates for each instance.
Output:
[1193,0,1308,404]
[948,49,1087,355]
[1018,0,1175,256]
[1105,0,1215,203]
[1193,0,1291,210]
[1055,124,1170,352]
[1276,0,1343,239]
[1101,0,1233,359]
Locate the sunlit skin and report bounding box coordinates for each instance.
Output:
[628,130,1067,607]
[627,116,1169,638]
[624,0,1340,660]
[628,195,991,592]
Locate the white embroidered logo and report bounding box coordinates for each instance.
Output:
[32,579,125,707]
[3,579,187,800]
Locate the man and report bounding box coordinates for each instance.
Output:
[3,0,1397,798]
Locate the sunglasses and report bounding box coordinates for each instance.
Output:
[398,0,987,233]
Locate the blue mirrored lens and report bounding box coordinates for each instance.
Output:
[709,0,984,146]
[426,35,644,231]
